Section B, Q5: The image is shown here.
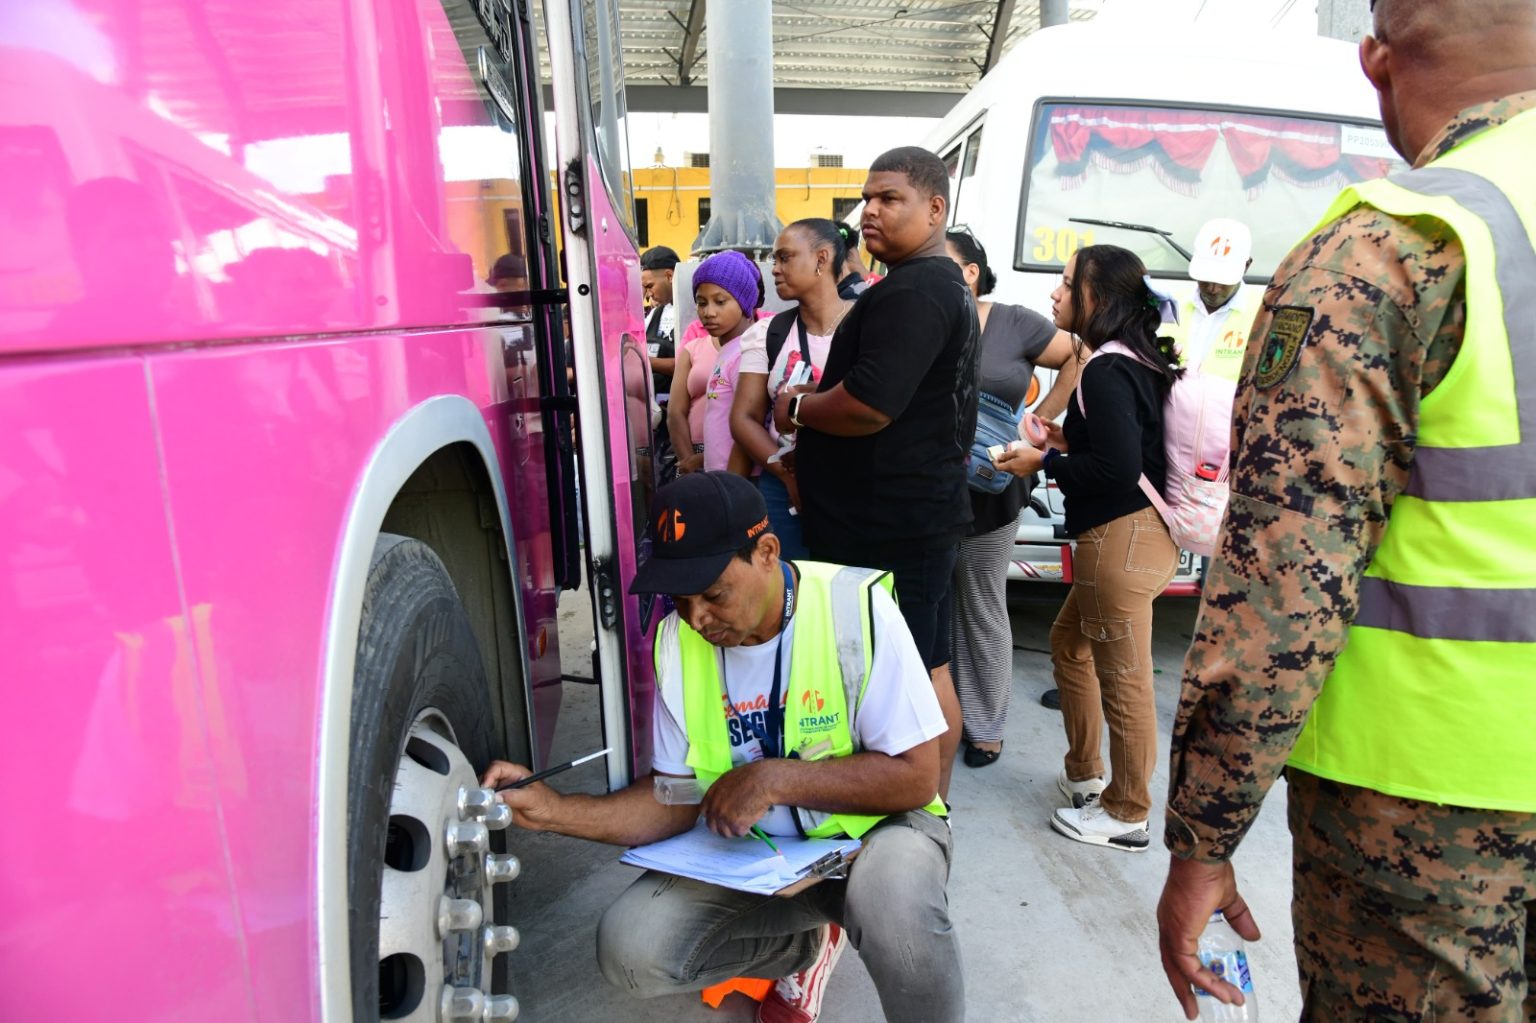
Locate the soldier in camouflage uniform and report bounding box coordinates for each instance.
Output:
[1155,1,1536,1020]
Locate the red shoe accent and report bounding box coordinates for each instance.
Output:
[756,924,847,1023]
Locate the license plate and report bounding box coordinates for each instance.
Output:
[1177,550,1201,578]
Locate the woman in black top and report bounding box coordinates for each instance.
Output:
[997,244,1181,852]
[944,230,1080,768]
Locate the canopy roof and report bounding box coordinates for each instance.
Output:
[597,1,1103,115]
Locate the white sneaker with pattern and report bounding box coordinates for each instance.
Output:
[1050,800,1150,852]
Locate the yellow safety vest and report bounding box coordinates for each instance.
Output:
[1165,289,1265,384]
[1288,108,1536,812]
[655,561,946,838]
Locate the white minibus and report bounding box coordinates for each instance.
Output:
[923,21,1403,594]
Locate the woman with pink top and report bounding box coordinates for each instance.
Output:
[667,250,763,474]
[728,219,853,559]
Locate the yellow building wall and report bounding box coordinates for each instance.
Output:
[395,167,868,283]
[630,165,868,256]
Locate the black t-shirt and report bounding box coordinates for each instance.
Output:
[797,255,981,555]
[1045,353,1169,537]
[647,304,674,398]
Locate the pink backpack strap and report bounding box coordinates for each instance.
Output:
[1072,340,1154,414]
[1071,341,1172,520]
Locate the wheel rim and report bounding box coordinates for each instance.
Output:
[377,710,521,1022]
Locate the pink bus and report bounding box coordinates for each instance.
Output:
[0,0,660,1019]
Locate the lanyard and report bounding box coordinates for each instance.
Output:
[722,562,795,759]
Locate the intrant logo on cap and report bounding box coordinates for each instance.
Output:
[1210,236,1231,257]
[658,508,687,543]
[746,516,769,539]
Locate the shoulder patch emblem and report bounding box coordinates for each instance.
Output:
[1254,306,1314,389]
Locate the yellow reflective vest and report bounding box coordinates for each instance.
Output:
[1288,108,1536,812]
[1164,288,1265,384]
[655,561,946,838]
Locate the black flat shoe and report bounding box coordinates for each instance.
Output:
[962,741,1003,768]
[1040,688,1062,710]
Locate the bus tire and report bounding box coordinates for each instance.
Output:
[348,533,518,1022]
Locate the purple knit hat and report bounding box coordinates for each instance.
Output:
[692,250,762,316]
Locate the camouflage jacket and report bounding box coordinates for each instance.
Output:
[1165,91,1536,863]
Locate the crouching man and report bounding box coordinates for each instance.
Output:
[482,471,964,1023]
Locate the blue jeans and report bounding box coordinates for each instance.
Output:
[758,472,809,561]
[595,810,963,1022]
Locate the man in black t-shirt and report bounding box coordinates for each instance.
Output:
[772,146,979,798]
[642,246,680,483]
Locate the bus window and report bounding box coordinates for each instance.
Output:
[941,123,985,227]
[951,126,985,226]
[578,0,636,240]
[427,0,535,323]
[1016,102,1404,280]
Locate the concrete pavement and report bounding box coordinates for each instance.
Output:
[502,590,1299,1022]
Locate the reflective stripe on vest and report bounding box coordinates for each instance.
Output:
[1288,109,1536,812]
[657,561,946,839]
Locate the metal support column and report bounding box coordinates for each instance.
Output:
[692,0,781,254]
[1040,0,1069,29]
[1318,0,1372,42]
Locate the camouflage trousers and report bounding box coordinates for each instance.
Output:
[1287,769,1536,1021]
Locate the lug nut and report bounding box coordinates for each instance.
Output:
[483,994,520,1021]
[483,802,513,830]
[484,924,520,956]
[438,897,484,936]
[441,986,484,1021]
[486,853,521,883]
[447,820,489,857]
[459,786,498,820]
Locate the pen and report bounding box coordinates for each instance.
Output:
[495,747,611,791]
[749,825,781,856]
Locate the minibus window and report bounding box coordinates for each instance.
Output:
[1016,102,1403,280]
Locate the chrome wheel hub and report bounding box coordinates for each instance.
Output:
[378,711,520,1021]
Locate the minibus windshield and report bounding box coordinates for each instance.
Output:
[1016,101,1404,281]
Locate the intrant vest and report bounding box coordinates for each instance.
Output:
[655,561,947,838]
[1164,288,1265,384]
[1287,108,1536,812]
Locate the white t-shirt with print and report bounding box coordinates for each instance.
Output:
[737,316,836,445]
[652,583,946,836]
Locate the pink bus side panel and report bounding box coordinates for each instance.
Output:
[147,328,559,1013]
[0,358,253,1021]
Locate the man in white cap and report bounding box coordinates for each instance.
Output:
[1167,218,1262,383]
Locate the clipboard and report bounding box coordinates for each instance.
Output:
[619,825,862,896]
[771,846,861,897]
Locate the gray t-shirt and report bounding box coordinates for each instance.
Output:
[971,302,1058,535]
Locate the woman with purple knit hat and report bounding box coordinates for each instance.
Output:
[667,250,764,475]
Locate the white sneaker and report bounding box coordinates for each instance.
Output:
[1057,769,1107,808]
[758,923,847,1023]
[1051,800,1150,852]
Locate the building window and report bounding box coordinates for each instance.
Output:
[634,197,649,247]
[831,197,860,222]
[698,197,711,229]
[687,152,710,168]
[813,153,844,168]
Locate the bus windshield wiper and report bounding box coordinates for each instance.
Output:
[1069,218,1193,262]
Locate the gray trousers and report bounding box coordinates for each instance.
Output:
[951,521,1019,743]
[596,809,964,1022]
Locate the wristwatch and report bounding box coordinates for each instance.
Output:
[788,393,806,429]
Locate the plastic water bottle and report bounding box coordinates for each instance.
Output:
[1196,911,1258,1021]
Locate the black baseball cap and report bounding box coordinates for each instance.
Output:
[629,472,771,596]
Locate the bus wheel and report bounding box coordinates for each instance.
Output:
[349,534,521,1022]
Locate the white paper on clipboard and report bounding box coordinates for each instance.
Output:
[620,824,861,895]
